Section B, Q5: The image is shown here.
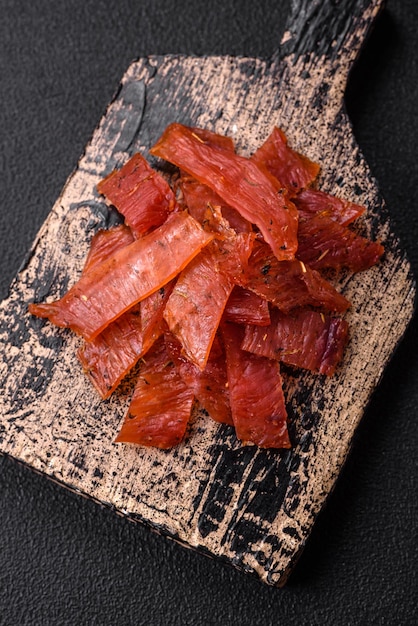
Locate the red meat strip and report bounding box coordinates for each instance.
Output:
[78,282,174,399]
[223,286,271,326]
[242,308,349,376]
[294,188,365,226]
[150,123,299,261]
[251,126,320,192]
[29,211,214,340]
[165,333,233,426]
[97,152,176,236]
[222,322,290,448]
[115,336,194,449]
[297,210,384,271]
[238,241,350,313]
[163,232,254,370]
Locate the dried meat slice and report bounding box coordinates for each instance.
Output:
[97,152,176,236]
[77,222,155,397]
[188,126,236,152]
[238,241,350,313]
[29,211,214,340]
[297,210,384,271]
[140,282,174,341]
[115,337,194,449]
[77,282,174,399]
[294,188,365,226]
[150,123,298,261]
[222,322,290,448]
[242,308,349,376]
[82,224,134,275]
[180,176,253,234]
[78,304,142,398]
[163,232,254,370]
[223,286,270,326]
[165,333,232,426]
[251,126,320,193]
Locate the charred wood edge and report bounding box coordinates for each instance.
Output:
[278,0,385,63]
[1,451,291,586]
[288,272,416,582]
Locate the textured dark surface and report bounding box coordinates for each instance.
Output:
[1,0,417,624]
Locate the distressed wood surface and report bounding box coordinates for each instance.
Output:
[0,0,415,586]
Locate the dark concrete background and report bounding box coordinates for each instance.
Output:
[1,1,417,624]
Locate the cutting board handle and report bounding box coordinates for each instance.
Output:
[279,0,384,69]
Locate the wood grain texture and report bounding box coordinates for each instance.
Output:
[0,0,415,586]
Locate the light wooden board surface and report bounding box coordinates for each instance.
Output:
[0,0,415,586]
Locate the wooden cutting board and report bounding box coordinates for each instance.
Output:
[0,0,415,586]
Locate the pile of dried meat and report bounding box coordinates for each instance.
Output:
[29,123,384,449]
